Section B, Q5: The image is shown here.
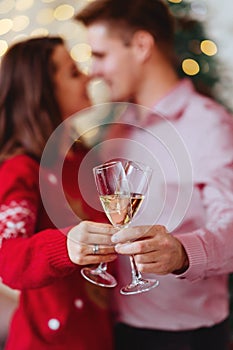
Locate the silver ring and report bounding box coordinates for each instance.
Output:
[93,244,99,255]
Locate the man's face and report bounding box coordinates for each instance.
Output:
[87,23,140,102]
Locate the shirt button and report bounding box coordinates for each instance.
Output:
[48,318,60,330]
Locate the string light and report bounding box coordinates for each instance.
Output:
[70,43,92,63]
[15,0,34,12]
[182,58,200,76]
[0,0,15,14]
[200,40,217,56]
[0,40,8,57]
[53,5,74,21]
[12,16,30,32]
[30,28,49,37]
[0,19,13,35]
[168,0,183,3]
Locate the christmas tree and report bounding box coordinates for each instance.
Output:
[167,0,220,100]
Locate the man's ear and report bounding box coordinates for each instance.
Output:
[131,30,154,62]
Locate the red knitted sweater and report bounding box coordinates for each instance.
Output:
[0,154,114,350]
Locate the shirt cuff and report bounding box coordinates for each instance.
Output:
[173,230,208,282]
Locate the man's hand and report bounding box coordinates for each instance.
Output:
[111,225,189,275]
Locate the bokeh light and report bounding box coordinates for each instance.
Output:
[0,0,15,14]
[70,43,92,63]
[53,5,75,21]
[200,40,218,56]
[30,28,49,37]
[0,19,13,35]
[168,0,183,3]
[182,58,200,76]
[0,40,8,57]
[12,16,30,32]
[10,34,28,44]
[15,0,34,12]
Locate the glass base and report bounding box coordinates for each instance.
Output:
[81,267,117,288]
[120,278,159,295]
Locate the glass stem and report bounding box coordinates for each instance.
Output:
[129,255,142,284]
[97,262,107,272]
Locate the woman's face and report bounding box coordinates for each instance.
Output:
[52,44,91,120]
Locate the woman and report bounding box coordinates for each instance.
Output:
[0,36,116,350]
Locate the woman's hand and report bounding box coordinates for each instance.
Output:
[111,225,189,275]
[67,221,118,265]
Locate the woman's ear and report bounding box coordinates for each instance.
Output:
[131,30,154,62]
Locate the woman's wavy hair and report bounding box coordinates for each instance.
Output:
[0,36,65,163]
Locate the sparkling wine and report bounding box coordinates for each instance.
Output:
[130,193,145,218]
[100,193,144,227]
[100,194,131,227]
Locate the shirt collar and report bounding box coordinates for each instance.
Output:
[152,78,195,121]
[118,79,196,128]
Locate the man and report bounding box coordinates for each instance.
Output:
[75,1,233,349]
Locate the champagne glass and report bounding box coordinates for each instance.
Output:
[120,160,159,295]
[81,160,131,287]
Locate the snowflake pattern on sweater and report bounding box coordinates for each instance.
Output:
[0,200,36,247]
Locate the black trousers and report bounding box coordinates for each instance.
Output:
[114,318,230,350]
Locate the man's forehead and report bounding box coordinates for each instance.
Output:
[87,21,125,41]
[88,22,106,35]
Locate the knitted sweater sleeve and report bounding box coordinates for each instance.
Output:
[0,155,76,290]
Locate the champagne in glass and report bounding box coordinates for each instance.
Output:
[120,160,159,295]
[81,160,131,287]
[99,193,132,228]
[130,192,145,218]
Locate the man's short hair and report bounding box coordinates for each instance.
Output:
[75,0,175,55]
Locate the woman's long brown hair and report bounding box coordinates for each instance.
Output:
[0,36,65,163]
